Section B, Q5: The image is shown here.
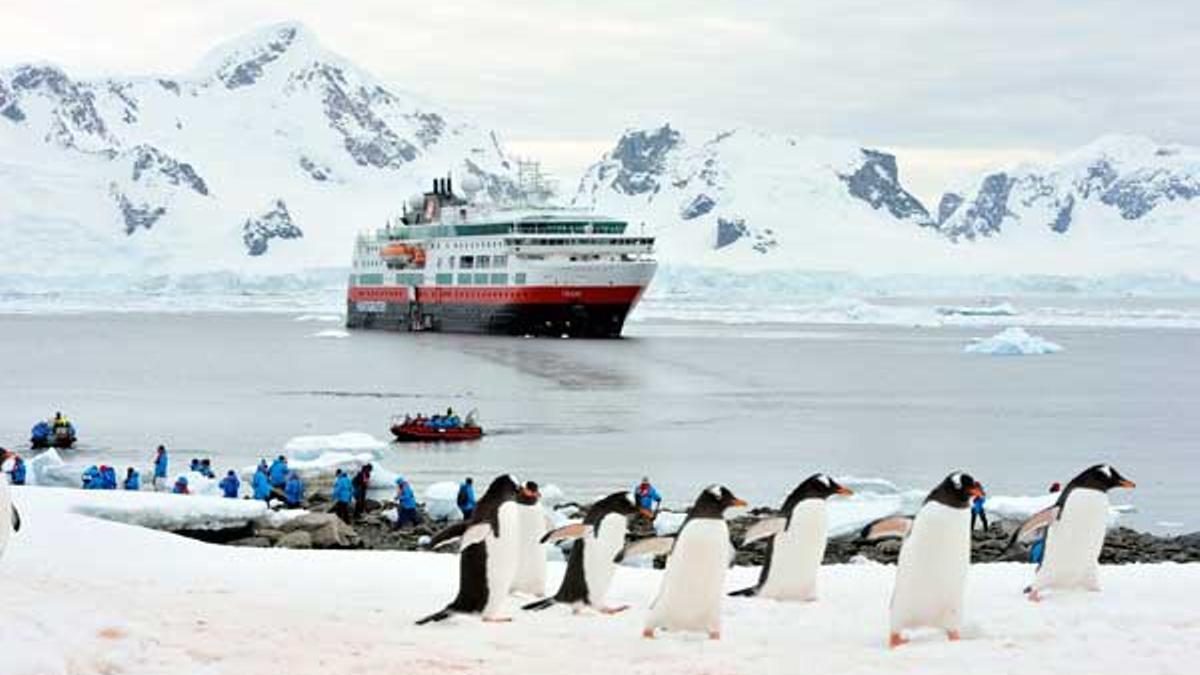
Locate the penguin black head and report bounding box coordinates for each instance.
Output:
[1073,464,1136,492]
[517,480,541,505]
[690,484,748,519]
[587,490,652,524]
[481,474,521,503]
[925,472,984,509]
[786,473,853,507]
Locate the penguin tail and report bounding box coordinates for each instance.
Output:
[728,586,758,598]
[415,608,454,625]
[521,598,556,612]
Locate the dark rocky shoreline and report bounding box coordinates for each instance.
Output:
[197,496,1200,566]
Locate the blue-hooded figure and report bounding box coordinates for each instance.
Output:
[284,472,305,507]
[82,465,101,489]
[31,421,51,444]
[269,457,289,488]
[9,457,27,486]
[252,464,271,501]
[394,477,419,528]
[124,469,140,491]
[153,447,169,479]
[634,480,662,511]
[219,471,240,499]
[457,480,476,514]
[332,472,353,504]
[100,466,117,490]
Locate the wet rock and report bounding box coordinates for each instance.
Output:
[276,531,313,549]
[256,528,285,544]
[231,536,272,548]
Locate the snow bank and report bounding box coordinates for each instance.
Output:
[282,432,387,459]
[35,486,271,531]
[965,327,1063,355]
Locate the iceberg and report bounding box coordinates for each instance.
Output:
[310,329,351,339]
[282,432,387,459]
[423,481,463,522]
[964,327,1063,355]
[936,302,1017,317]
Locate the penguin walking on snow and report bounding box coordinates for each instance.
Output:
[523,490,651,614]
[510,481,551,597]
[1009,464,1135,602]
[622,485,747,640]
[417,475,529,624]
[1,474,21,562]
[730,473,852,601]
[862,472,983,648]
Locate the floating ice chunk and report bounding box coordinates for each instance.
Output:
[283,432,387,459]
[965,327,1062,355]
[936,302,1017,317]
[311,328,350,339]
[424,481,463,522]
[26,449,68,487]
[294,314,343,323]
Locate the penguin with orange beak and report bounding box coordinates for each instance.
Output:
[875,472,983,648]
[622,484,747,640]
[730,473,853,601]
[1015,464,1136,602]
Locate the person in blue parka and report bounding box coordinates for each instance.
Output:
[456,477,476,520]
[219,470,240,499]
[252,461,272,502]
[394,476,419,529]
[283,471,305,508]
[82,465,100,489]
[332,469,353,523]
[971,490,989,533]
[269,456,289,488]
[9,456,27,486]
[100,465,117,490]
[634,476,662,513]
[153,445,169,491]
[124,467,140,491]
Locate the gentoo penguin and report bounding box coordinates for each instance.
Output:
[730,473,852,600]
[0,475,20,562]
[1013,464,1135,602]
[523,490,650,614]
[865,472,982,648]
[511,481,550,597]
[626,484,747,640]
[417,474,528,624]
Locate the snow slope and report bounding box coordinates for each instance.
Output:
[575,126,1200,277]
[3,486,1197,675]
[0,22,520,276]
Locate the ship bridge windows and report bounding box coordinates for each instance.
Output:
[493,254,507,267]
[515,221,628,235]
[460,256,474,269]
[357,273,384,286]
[477,256,490,269]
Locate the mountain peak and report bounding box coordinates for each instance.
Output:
[193,21,323,89]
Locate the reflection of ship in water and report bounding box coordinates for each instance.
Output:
[346,168,656,337]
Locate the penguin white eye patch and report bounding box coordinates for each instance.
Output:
[1098,465,1112,478]
[950,473,963,489]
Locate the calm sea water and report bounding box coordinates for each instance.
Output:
[0,312,1195,533]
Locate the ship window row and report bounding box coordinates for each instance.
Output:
[450,254,508,270]
[507,237,653,247]
[356,273,385,286]
[385,221,626,240]
[431,273,526,286]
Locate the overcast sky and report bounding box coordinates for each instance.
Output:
[2,0,1197,201]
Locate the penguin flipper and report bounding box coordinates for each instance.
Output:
[614,536,675,563]
[11,506,20,532]
[742,517,786,546]
[522,597,556,612]
[415,608,454,625]
[1007,506,1059,549]
[429,522,469,550]
[860,516,913,542]
[728,586,759,597]
[541,523,589,544]
[460,522,495,549]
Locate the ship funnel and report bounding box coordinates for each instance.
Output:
[446,174,453,195]
[432,178,440,195]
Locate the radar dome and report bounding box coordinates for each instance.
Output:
[460,174,484,196]
[407,193,426,210]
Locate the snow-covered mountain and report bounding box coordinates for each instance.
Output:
[0,22,520,275]
[574,126,1200,276]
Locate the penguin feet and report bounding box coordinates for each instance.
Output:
[642,627,656,640]
[708,630,721,641]
[888,632,908,649]
[482,616,513,623]
[600,605,630,615]
[1027,588,1043,603]
[946,630,961,642]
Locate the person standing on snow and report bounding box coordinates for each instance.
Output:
[332,469,354,523]
[634,476,662,513]
[172,476,190,495]
[971,488,989,533]
[123,467,140,491]
[219,470,240,499]
[456,477,476,520]
[7,455,26,486]
[269,456,289,488]
[283,471,305,508]
[394,476,419,529]
[152,445,169,491]
[252,461,272,503]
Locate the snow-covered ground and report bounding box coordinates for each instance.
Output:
[4,486,1196,675]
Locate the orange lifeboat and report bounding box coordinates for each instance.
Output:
[381,243,427,268]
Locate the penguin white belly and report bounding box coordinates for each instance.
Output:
[511,503,548,596]
[890,502,970,633]
[482,502,522,618]
[1035,489,1109,591]
[759,500,827,601]
[645,519,729,633]
[582,514,627,607]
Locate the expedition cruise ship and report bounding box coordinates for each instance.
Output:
[346,175,656,337]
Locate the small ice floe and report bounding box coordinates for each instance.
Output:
[936,302,1017,317]
[283,432,387,459]
[310,329,350,339]
[424,481,464,522]
[294,314,343,323]
[965,327,1062,355]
